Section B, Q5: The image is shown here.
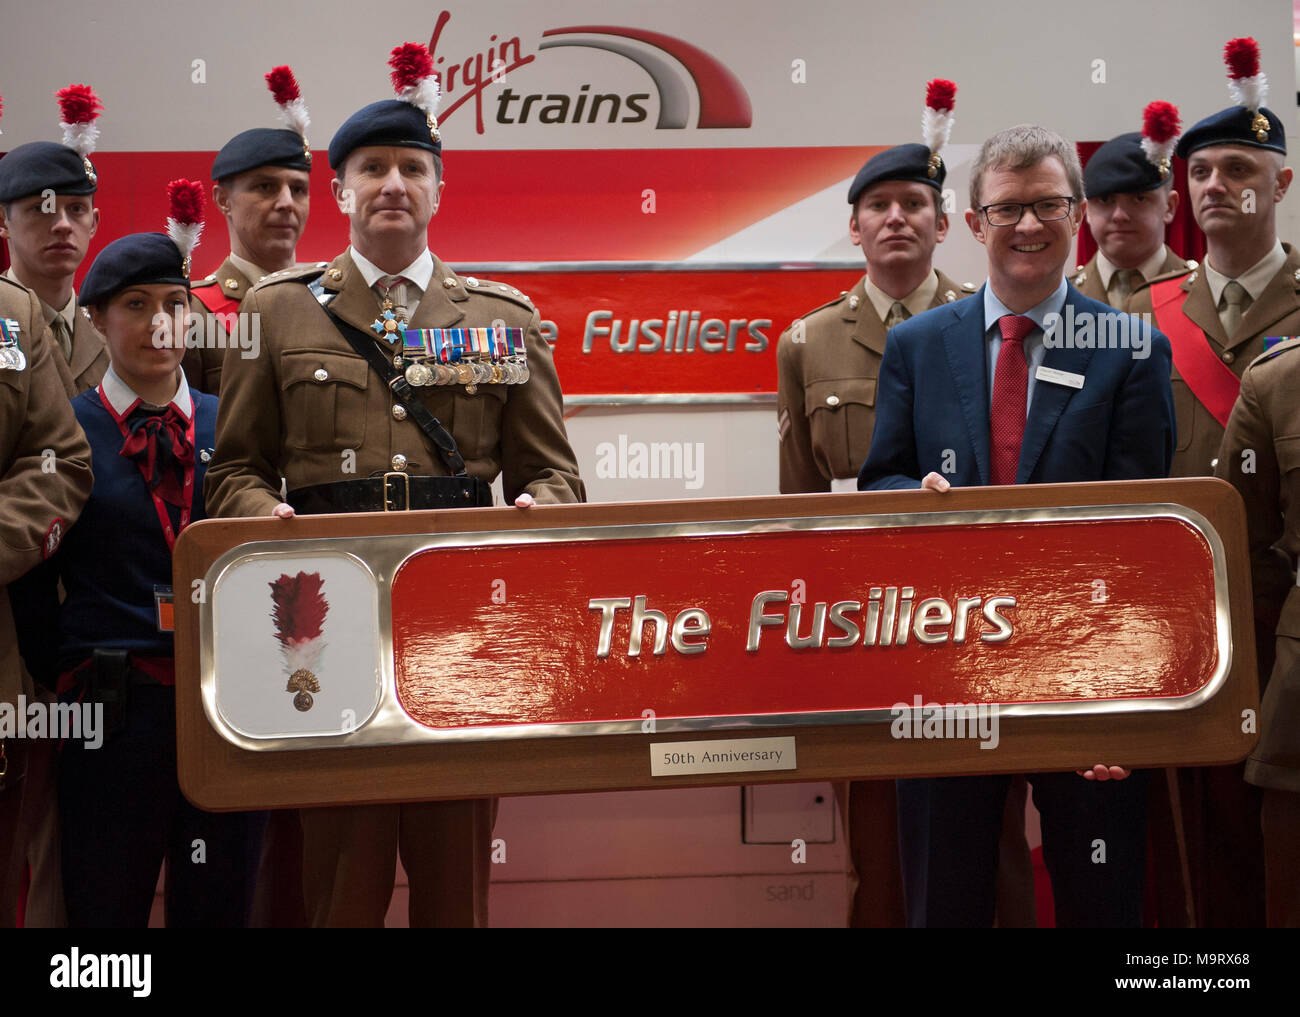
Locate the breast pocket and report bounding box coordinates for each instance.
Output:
[449,384,508,460]
[280,349,369,451]
[805,377,877,478]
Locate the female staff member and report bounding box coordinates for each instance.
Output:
[43,182,264,926]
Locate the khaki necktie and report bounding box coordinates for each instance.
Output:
[50,316,73,363]
[1219,280,1251,339]
[884,301,911,330]
[1109,268,1140,306]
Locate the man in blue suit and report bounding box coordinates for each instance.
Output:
[859,125,1176,927]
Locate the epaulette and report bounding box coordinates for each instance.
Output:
[1250,336,1300,367]
[452,273,536,311]
[794,290,858,324]
[960,281,977,293]
[0,274,28,296]
[1145,264,1196,288]
[191,273,218,288]
[252,262,330,291]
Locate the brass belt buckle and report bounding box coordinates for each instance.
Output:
[383,471,410,511]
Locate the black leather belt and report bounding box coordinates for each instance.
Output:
[287,474,493,514]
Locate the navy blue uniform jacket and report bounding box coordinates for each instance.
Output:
[857,283,1175,489]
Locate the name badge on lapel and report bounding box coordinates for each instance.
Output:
[1035,365,1085,390]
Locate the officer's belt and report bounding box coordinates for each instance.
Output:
[287,475,492,514]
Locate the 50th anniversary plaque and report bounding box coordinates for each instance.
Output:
[174,479,1257,810]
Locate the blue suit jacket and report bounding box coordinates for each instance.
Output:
[858,283,1175,489]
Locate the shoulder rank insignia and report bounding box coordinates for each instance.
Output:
[0,318,27,371]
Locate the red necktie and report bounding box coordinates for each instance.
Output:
[990,314,1034,485]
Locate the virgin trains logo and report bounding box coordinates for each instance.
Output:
[429,10,753,134]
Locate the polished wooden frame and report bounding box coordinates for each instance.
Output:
[174,478,1258,809]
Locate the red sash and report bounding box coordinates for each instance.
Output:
[190,282,241,320]
[1149,276,1241,428]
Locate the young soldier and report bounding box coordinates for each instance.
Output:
[183,66,313,396]
[1074,103,1190,308]
[205,43,584,927]
[0,85,108,397]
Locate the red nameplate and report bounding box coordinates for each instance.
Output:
[459,266,863,399]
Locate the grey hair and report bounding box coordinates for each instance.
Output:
[969,124,1084,211]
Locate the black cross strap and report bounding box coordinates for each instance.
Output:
[321,308,469,477]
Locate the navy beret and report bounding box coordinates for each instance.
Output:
[212,127,312,181]
[328,99,441,171]
[80,233,189,307]
[1176,105,1285,159]
[1084,132,1168,198]
[0,141,97,204]
[847,143,944,205]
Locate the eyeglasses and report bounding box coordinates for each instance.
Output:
[979,197,1076,227]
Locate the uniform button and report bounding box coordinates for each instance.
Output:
[466,277,480,287]
[1221,351,1235,364]
[314,368,329,382]
[392,404,408,421]
[391,454,408,471]
[826,395,840,407]
[443,277,456,288]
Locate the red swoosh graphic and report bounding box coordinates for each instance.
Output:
[541,25,752,128]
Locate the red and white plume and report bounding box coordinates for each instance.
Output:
[269,572,329,675]
[922,79,957,156]
[389,42,441,134]
[265,65,310,140]
[165,179,204,271]
[1224,37,1267,112]
[1141,101,1181,177]
[56,83,103,159]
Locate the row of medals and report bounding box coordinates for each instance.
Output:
[398,354,531,389]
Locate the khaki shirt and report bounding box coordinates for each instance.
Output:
[205,250,585,518]
[776,270,973,492]
[1071,245,1189,307]
[1128,243,1300,478]
[1215,338,1300,790]
[0,276,94,707]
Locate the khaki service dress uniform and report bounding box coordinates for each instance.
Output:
[1070,245,1189,307]
[1216,338,1300,925]
[0,276,93,926]
[206,249,584,926]
[1,269,106,398]
[1128,243,1300,927]
[183,254,272,397]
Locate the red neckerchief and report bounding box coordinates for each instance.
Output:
[98,382,197,552]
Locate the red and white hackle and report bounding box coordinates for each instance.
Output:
[1140,101,1181,179]
[922,79,957,178]
[265,64,311,159]
[165,179,204,276]
[389,41,442,141]
[56,83,103,183]
[1224,37,1271,142]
